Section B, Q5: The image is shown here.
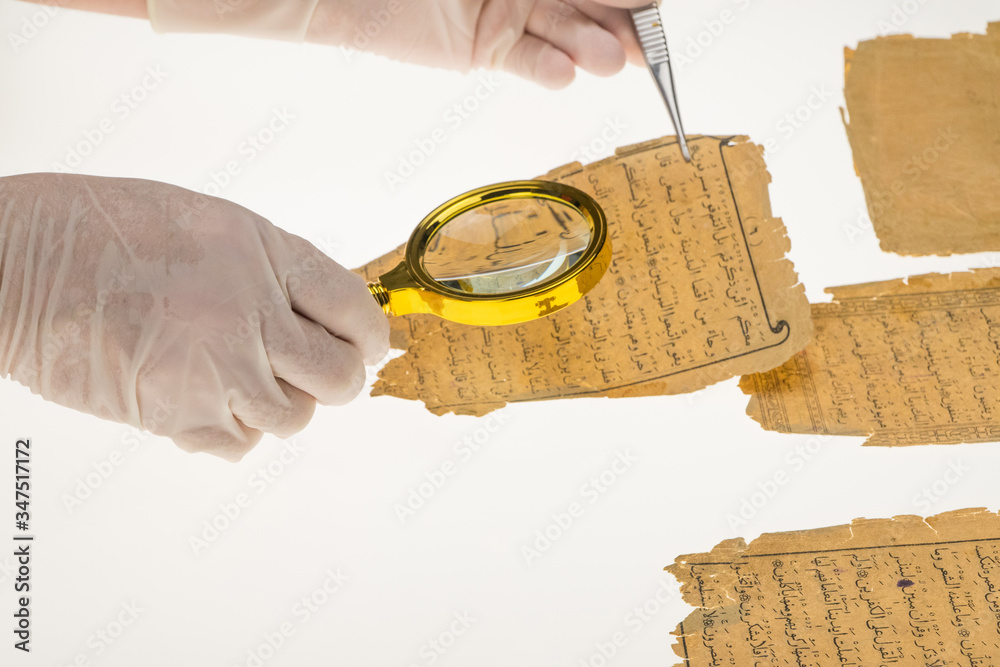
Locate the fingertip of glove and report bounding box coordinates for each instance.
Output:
[173,423,264,463]
[537,48,576,89]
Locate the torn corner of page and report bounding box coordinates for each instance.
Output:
[354,135,811,416]
[354,242,405,285]
[665,508,1000,667]
[843,22,1000,256]
[542,160,583,180]
[740,268,1000,446]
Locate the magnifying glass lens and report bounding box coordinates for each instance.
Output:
[421,198,591,295]
[367,180,610,326]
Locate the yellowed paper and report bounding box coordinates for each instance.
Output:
[357,136,812,415]
[843,22,1000,255]
[741,269,1000,445]
[668,508,1000,666]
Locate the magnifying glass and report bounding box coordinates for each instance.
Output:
[367,180,611,326]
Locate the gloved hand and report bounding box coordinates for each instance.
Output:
[0,173,388,461]
[146,0,646,88]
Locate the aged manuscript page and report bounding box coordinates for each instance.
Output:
[668,508,1000,666]
[843,23,1000,255]
[741,269,1000,446]
[357,136,811,416]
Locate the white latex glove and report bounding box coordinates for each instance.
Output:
[0,173,388,461]
[146,0,645,88]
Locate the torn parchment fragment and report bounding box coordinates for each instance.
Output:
[843,22,1000,255]
[356,135,811,416]
[741,269,1000,445]
[667,508,1000,666]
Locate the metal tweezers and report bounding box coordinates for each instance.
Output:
[630,3,691,162]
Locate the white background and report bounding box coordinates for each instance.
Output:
[1,1,999,665]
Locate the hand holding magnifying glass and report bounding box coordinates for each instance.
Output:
[0,175,609,461]
[368,181,612,326]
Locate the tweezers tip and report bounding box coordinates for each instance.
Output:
[679,138,692,162]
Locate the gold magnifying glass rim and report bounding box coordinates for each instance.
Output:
[370,179,611,326]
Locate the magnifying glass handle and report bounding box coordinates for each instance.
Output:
[368,282,392,315]
[367,262,420,317]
